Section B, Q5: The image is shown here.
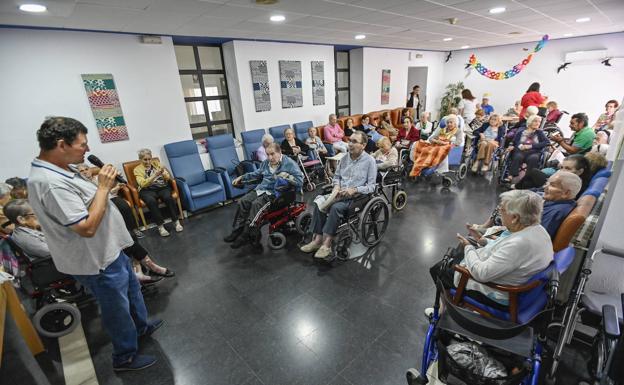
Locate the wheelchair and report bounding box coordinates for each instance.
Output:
[377,148,409,211]
[406,246,576,385]
[243,178,310,250]
[2,235,92,338]
[497,147,549,186]
[466,130,507,177]
[416,145,468,190]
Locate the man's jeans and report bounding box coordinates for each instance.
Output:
[74,252,148,365]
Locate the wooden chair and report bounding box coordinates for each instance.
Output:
[90,167,140,229]
[122,158,184,228]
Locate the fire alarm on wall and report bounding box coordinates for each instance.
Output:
[409,52,424,60]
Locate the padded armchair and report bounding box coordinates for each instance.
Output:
[450,247,576,323]
[164,140,226,213]
[582,168,611,198]
[205,134,254,199]
[293,121,313,141]
[391,108,403,128]
[122,157,184,228]
[269,124,290,144]
[240,128,266,161]
[552,194,596,252]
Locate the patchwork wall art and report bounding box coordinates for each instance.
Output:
[381,69,391,105]
[279,60,303,108]
[250,60,271,112]
[81,73,129,143]
[311,61,325,106]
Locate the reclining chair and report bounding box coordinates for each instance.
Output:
[205,134,255,199]
[163,140,226,212]
[240,128,265,163]
[293,121,313,141]
[269,124,290,145]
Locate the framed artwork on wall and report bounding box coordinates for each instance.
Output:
[311,61,325,106]
[279,60,303,108]
[250,60,271,112]
[381,69,391,105]
[81,73,129,143]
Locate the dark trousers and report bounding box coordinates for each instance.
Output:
[509,150,541,177]
[311,200,351,236]
[233,190,272,242]
[515,169,548,190]
[139,185,178,226]
[111,197,148,261]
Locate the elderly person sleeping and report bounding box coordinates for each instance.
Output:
[429,190,553,308]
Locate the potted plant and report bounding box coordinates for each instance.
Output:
[439,81,465,118]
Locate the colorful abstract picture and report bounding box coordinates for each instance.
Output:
[250,60,271,112]
[279,60,303,108]
[81,74,129,143]
[311,61,325,106]
[381,69,391,105]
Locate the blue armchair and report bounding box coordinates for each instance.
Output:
[205,134,254,199]
[163,140,226,212]
[240,128,266,161]
[269,124,290,145]
[293,121,313,141]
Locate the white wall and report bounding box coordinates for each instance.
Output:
[357,48,447,116]
[349,48,364,115]
[442,33,624,134]
[0,28,191,178]
[223,40,336,135]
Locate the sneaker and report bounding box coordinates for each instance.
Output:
[158,226,170,237]
[174,221,183,233]
[313,245,332,259]
[113,354,157,372]
[424,307,434,319]
[141,319,164,338]
[471,161,479,173]
[300,241,322,253]
[223,228,243,243]
[481,164,490,172]
[133,229,145,239]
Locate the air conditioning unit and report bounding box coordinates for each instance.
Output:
[564,49,607,62]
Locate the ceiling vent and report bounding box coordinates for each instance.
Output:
[564,49,608,62]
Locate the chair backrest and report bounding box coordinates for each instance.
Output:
[337,117,347,130]
[315,126,326,142]
[350,114,363,127]
[123,158,158,189]
[293,121,313,141]
[269,124,290,144]
[240,129,266,161]
[391,108,403,127]
[368,111,381,126]
[552,195,596,251]
[205,134,240,175]
[164,140,206,187]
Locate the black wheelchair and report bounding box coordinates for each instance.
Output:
[377,150,409,211]
[2,235,93,338]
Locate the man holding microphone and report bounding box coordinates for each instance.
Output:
[28,117,162,371]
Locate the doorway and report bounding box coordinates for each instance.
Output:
[407,66,428,112]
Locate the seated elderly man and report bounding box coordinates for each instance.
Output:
[224,143,303,252]
[429,190,553,310]
[300,131,377,259]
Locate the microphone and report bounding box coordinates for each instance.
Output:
[87,154,127,184]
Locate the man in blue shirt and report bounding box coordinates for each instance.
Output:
[224,143,303,252]
[300,131,377,259]
[481,94,494,115]
[541,170,582,238]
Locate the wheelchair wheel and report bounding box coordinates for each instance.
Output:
[442,177,453,188]
[360,196,390,248]
[295,212,313,235]
[268,232,287,250]
[305,182,316,192]
[33,302,81,338]
[392,190,407,211]
[458,163,467,180]
[334,231,352,260]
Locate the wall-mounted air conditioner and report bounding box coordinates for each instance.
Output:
[564,49,608,62]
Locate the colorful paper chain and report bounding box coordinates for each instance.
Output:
[469,35,549,80]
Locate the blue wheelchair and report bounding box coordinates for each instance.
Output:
[413,145,468,189]
[406,246,576,385]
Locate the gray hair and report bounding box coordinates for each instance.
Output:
[266,142,281,153]
[76,163,90,171]
[0,182,13,198]
[3,199,31,225]
[499,189,543,227]
[526,114,542,128]
[449,107,459,115]
[351,130,367,145]
[284,127,294,136]
[137,148,152,159]
[552,170,582,198]
[445,114,459,126]
[526,105,539,116]
[261,134,274,145]
[329,113,337,120]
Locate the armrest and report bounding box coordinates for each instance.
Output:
[204,170,222,184]
[452,264,542,294]
[118,185,133,206]
[214,167,227,174]
[125,184,141,205]
[602,304,620,339]
[240,160,256,173]
[167,177,180,196]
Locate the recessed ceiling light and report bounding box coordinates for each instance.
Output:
[270,15,285,22]
[19,4,47,13]
[461,45,470,49]
[576,17,591,23]
[354,34,366,40]
[489,7,506,14]
[564,33,574,37]
[443,37,453,41]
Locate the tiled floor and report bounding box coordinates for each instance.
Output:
[7,174,593,384]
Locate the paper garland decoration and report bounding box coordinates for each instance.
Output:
[468,35,549,80]
[81,74,129,143]
[250,60,271,112]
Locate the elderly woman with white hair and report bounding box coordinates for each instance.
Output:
[134,148,183,237]
[505,114,549,183]
[429,189,553,309]
[256,133,274,162]
[0,183,14,235]
[409,114,464,176]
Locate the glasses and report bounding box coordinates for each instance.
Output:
[349,139,362,144]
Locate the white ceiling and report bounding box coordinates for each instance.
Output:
[0,0,623,50]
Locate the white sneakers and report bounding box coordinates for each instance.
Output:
[300,241,321,253]
[299,242,332,259]
[174,220,183,233]
[158,226,170,237]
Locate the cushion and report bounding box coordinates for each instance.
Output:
[189,181,223,198]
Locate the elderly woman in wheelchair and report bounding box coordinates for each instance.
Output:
[299,131,388,260]
[224,143,304,253]
[409,190,558,385]
[374,137,408,210]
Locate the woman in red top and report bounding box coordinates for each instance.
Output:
[396,116,420,149]
[520,82,546,119]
